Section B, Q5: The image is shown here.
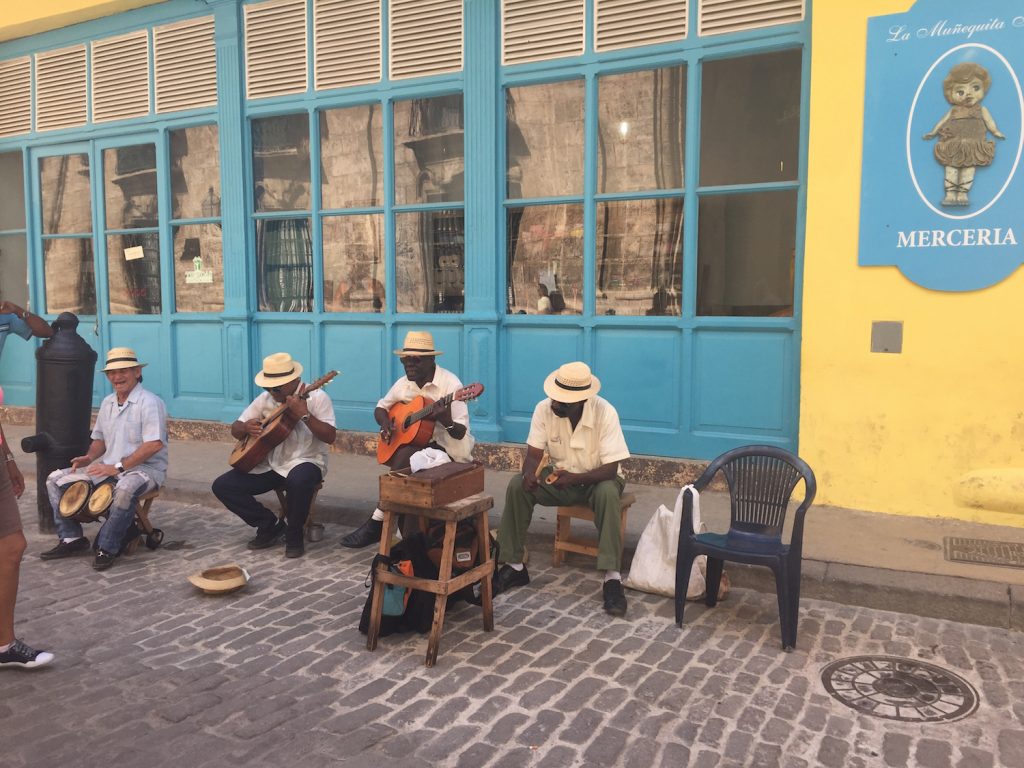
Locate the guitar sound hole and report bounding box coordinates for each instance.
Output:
[403,418,412,429]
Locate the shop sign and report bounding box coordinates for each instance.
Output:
[859,0,1024,291]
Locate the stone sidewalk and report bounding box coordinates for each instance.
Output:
[3,491,1023,768]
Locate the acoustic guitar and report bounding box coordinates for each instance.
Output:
[376,382,484,464]
[229,370,339,472]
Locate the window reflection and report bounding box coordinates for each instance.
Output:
[107,233,161,314]
[506,203,583,315]
[506,80,584,199]
[253,114,311,212]
[43,238,95,314]
[40,154,92,235]
[0,152,25,231]
[323,214,385,313]
[173,224,224,313]
[596,199,683,317]
[171,125,221,220]
[321,106,383,209]
[104,145,158,230]
[394,95,464,205]
[700,50,802,186]
[697,191,796,317]
[598,66,685,193]
[0,235,28,307]
[395,210,464,313]
[257,217,313,312]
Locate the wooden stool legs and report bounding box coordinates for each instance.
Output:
[552,493,637,566]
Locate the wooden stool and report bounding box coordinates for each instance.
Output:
[123,489,163,555]
[274,482,324,542]
[367,493,495,667]
[552,492,636,566]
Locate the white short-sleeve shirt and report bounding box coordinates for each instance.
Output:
[238,389,336,476]
[526,395,630,474]
[376,365,475,462]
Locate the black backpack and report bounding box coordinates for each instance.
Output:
[548,290,566,313]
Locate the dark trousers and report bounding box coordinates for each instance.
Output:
[212,463,322,546]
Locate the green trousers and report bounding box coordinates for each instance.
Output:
[497,471,626,572]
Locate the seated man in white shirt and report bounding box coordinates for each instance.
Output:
[493,362,631,617]
[340,331,475,548]
[213,353,337,558]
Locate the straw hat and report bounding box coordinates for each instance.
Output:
[543,361,601,403]
[101,347,147,372]
[254,352,303,387]
[187,564,251,595]
[393,331,443,357]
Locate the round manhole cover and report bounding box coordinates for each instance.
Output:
[821,656,978,723]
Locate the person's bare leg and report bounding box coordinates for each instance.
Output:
[0,531,26,645]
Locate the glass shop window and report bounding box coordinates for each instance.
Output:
[171,125,224,313]
[697,50,801,317]
[0,152,28,308]
[39,153,96,315]
[253,113,313,312]
[394,94,466,313]
[505,80,584,315]
[321,105,385,313]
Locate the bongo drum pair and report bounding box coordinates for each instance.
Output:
[57,480,115,523]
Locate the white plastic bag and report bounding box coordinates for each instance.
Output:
[625,485,706,599]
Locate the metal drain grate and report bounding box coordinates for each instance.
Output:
[822,656,978,723]
[944,537,1024,569]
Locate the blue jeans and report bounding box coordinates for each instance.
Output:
[47,467,157,554]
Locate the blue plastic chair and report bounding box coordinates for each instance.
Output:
[675,445,817,651]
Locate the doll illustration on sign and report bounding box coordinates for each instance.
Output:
[923,62,1005,207]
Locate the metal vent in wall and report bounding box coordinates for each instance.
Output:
[503,0,584,66]
[390,0,463,80]
[245,0,309,100]
[155,16,217,113]
[0,58,32,137]
[92,31,150,123]
[595,0,688,51]
[314,0,381,90]
[35,45,88,132]
[699,0,804,36]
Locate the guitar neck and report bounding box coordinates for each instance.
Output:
[408,392,454,426]
[260,370,338,425]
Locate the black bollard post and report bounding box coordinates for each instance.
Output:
[21,312,97,533]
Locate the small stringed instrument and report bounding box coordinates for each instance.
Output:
[376,382,484,464]
[229,370,339,472]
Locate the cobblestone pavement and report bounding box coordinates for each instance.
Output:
[3,492,1023,768]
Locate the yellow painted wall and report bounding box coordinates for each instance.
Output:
[0,0,163,42]
[802,0,1024,526]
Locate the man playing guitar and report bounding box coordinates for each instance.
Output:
[340,331,475,548]
[212,353,337,558]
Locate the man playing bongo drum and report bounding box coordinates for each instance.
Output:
[39,348,168,571]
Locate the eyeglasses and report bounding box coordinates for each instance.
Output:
[263,385,285,394]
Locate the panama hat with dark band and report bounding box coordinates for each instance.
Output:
[393,330,443,356]
[253,352,304,387]
[543,361,601,403]
[101,347,147,372]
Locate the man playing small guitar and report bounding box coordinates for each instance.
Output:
[213,353,337,558]
[340,331,476,548]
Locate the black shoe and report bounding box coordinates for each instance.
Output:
[339,518,382,549]
[248,519,286,550]
[603,579,627,617]
[0,639,54,669]
[39,537,89,561]
[492,564,530,596]
[285,541,305,558]
[93,550,116,571]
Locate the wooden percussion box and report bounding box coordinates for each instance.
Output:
[379,462,484,509]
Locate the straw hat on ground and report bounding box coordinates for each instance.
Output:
[101,347,147,372]
[187,564,251,595]
[254,352,303,388]
[393,331,443,357]
[543,361,601,403]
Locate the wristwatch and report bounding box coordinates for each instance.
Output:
[301,414,311,423]
[115,461,125,473]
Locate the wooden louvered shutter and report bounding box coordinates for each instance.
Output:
[595,0,687,52]
[35,46,88,132]
[699,0,805,36]
[155,16,217,113]
[91,31,150,123]
[245,0,308,100]
[502,0,584,66]
[0,58,32,137]
[389,0,463,80]
[314,0,381,90]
